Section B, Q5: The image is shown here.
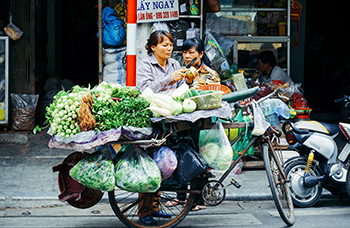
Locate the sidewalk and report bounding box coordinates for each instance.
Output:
[0,129,332,208]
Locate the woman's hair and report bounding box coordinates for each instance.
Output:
[182,37,212,67]
[145,30,173,55]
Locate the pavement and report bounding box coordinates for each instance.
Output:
[0,129,334,209]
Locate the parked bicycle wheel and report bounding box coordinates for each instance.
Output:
[263,141,295,226]
[108,183,195,228]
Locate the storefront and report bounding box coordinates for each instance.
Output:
[0,0,350,130]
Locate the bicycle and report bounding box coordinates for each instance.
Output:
[107,94,295,227]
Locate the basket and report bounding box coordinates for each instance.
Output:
[198,84,231,95]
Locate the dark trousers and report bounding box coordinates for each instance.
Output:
[138,192,160,218]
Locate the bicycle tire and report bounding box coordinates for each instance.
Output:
[108,183,195,228]
[263,142,295,226]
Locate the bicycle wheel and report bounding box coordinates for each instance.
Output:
[108,184,195,228]
[263,142,295,226]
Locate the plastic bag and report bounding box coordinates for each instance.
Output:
[171,142,208,186]
[97,7,126,48]
[69,145,115,192]
[4,13,23,41]
[102,47,126,85]
[186,22,200,39]
[114,145,161,193]
[204,32,230,75]
[168,20,189,51]
[232,109,255,158]
[252,100,270,136]
[153,146,178,181]
[199,122,233,170]
[259,98,290,119]
[11,93,39,131]
[150,22,170,33]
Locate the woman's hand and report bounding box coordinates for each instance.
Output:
[183,67,198,84]
[171,69,185,82]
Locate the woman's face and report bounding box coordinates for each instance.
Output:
[183,47,203,68]
[151,36,173,61]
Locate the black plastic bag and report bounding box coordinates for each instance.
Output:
[171,142,208,186]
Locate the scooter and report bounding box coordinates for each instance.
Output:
[282,95,350,207]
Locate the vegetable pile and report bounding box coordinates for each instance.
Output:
[45,82,153,137]
[45,82,224,138]
[141,84,222,117]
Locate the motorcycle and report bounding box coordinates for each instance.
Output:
[282,95,350,207]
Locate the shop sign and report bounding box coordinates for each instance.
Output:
[137,0,179,23]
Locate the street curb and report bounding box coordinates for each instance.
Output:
[0,133,28,144]
[0,191,335,203]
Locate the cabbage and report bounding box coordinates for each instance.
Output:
[199,142,219,165]
[214,145,233,170]
[183,99,196,113]
[200,143,233,170]
[171,102,183,115]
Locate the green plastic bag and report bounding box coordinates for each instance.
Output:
[232,109,255,159]
[69,146,115,192]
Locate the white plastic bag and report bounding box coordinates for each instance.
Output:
[252,100,270,136]
[199,122,233,170]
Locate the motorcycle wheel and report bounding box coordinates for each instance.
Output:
[285,160,323,208]
[346,165,350,198]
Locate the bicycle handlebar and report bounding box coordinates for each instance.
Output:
[335,95,350,103]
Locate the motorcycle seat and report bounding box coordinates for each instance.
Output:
[294,120,340,136]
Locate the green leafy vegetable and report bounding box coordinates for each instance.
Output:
[69,152,115,192]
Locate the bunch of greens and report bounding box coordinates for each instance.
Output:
[45,86,89,137]
[111,86,141,99]
[69,152,115,192]
[115,147,161,193]
[92,88,152,131]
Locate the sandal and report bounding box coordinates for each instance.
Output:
[165,199,187,207]
[191,205,206,211]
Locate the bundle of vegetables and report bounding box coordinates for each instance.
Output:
[69,151,115,192]
[45,85,90,137]
[115,145,162,193]
[92,86,152,131]
[46,82,153,136]
[141,85,197,117]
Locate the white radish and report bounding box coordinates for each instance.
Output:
[148,107,172,117]
[154,93,177,105]
[152,98,172,111]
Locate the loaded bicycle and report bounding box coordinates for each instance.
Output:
[51,89,295,228]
